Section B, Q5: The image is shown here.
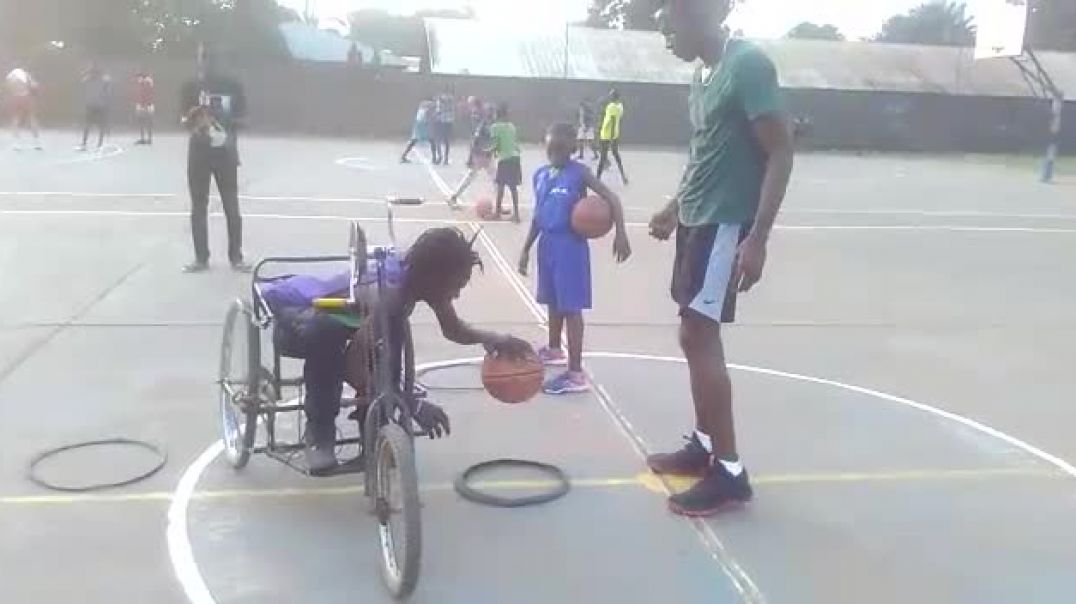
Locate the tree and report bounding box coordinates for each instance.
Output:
[584,0,661,31]
[874,1,976,46]
[1026,0,1076,51]
[0,0,292,57]
[785,22,845,41]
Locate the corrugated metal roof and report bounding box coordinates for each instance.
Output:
[425,18,1076,100]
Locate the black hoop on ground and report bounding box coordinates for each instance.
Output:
[454,459,571,508]
[27,438,167,492]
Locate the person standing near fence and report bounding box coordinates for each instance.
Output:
[576,98,598,161]
[400,98,437,164]
[433,89,456,165]
[597,89,628,185]
[133,69,155,145]
[5,65,42,150]
[77,62,111,152]
[180,45,249,274]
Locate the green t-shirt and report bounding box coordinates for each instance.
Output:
[489,121,520,159]
[677,40,784,226]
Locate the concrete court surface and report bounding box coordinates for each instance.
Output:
[1,131,1075,603]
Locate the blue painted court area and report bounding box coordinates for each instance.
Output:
[1,132,1075,603]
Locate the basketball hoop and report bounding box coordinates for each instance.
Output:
[973,0,1029,60]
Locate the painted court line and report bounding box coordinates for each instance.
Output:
[5,191,1076,223]
[1,467,1054,507]
[163,353,1076,604]
[49,144,125,166]
[3,208,1076,235]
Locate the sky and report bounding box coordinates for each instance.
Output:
[282,0,995,40]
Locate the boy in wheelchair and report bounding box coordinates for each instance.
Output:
[261,227,532,474]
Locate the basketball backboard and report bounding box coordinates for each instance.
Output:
[973,0,1030,59]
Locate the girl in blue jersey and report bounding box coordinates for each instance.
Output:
[518,123,631,394]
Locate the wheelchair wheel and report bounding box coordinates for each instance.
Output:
[372,423,422,599]
[219,300,260,469]
[363,396,385,497]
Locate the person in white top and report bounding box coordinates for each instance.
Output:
[5,67,42,149]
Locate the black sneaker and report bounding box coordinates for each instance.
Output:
[668,463,753,517]
[647,434,712,477]
[182,261,209,274]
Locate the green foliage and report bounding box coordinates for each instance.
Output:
[874,1,976,46]
[0,0,292,58]
[785,22,845,41]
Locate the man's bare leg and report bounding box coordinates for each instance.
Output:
[680,311,736,461]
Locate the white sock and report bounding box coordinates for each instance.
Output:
[694,429,713,453]
[719,457,744,477]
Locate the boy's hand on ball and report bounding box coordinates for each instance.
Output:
[613,231,632,263]
[490,335,533,360]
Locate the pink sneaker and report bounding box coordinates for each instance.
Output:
[537,346,567,366]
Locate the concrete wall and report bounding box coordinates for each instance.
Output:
[16,55,1076,154]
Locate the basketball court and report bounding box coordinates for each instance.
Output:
[4,2,1076,602]
[1,126,1075,603]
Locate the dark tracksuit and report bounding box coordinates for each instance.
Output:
[180,76,247,265]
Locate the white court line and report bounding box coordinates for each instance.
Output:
[4,191,1076,223]
[0,191,389,205]
[165,352,1076,604]
[49,144,125,166]
[334,156,387,172]
[4,208,1076,235]
[782,208,1076,221]
[166,441,223,604]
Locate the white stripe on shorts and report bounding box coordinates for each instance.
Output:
[688,223,741,323]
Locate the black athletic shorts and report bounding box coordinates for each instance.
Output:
[495,156,522,186]
[671,223,750,324]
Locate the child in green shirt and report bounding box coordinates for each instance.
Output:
[489,103,523,223]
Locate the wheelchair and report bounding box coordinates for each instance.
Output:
[217,219,424,599]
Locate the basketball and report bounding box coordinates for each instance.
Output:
[571,195,614,239]
[481,351,544,404]
[475,197,496,220]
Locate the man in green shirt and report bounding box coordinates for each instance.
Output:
[647,0,794,517]
[489,103,523,223]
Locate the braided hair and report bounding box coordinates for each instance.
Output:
[404,227,483,300]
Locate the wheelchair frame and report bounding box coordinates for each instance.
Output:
[217,220,424,599]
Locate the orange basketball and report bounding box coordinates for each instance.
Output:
[481,351,544,404]
[571,195,614,239]
[475,197,497,220]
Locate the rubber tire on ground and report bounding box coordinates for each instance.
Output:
[220,299,260,469]
[454,459,571,508]
[374,423,422,600]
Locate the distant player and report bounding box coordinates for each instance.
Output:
[647,0,794,517]
[400,98,437,164]
[447,98,495,209]
[77,63,112,151]
[489,103,522,222]
[518,123,631,394]
[134,70,155,145]
[597,89,628,185]
[576,99,598,161]
[433,89,456,165]
[4,66,41,149]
